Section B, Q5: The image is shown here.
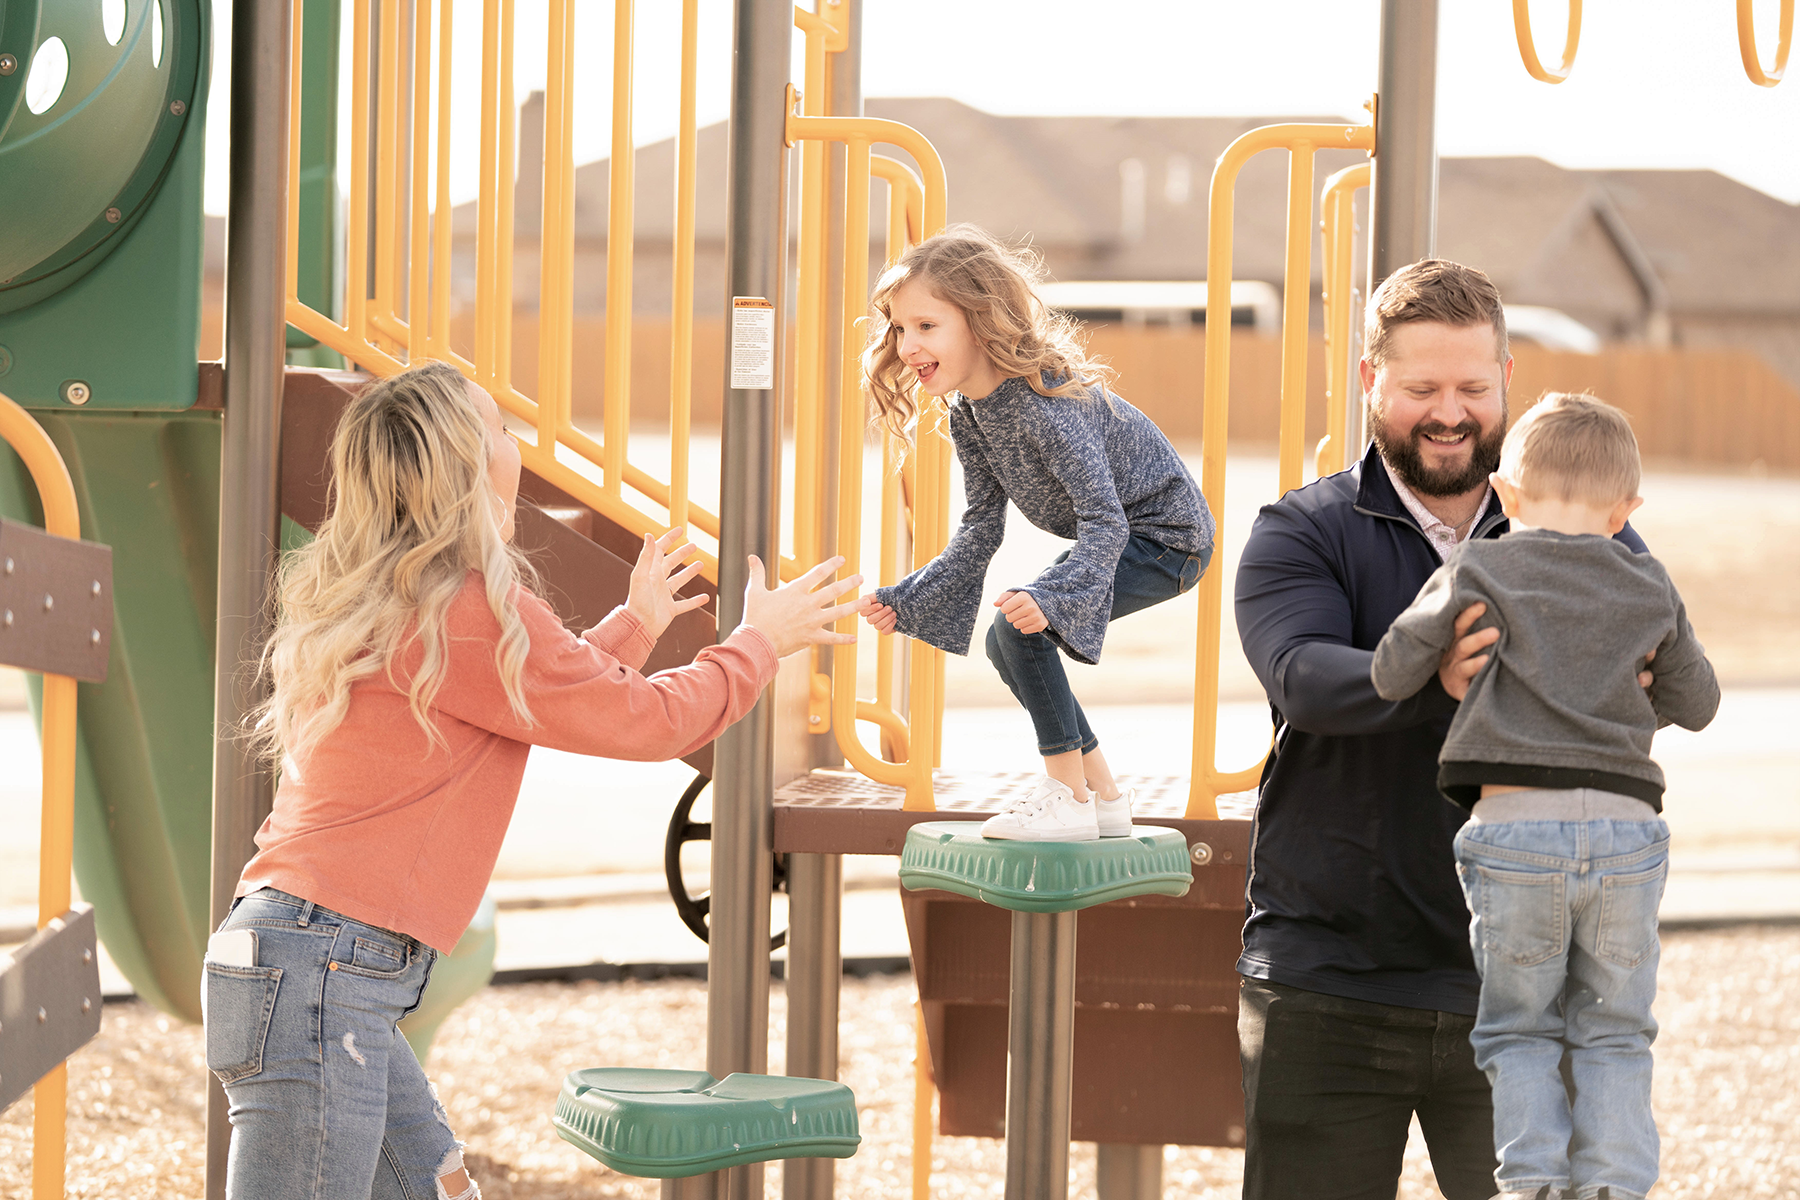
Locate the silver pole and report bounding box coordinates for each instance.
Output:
[784,7,857,1196]
[1004,910,1077,1200]
[783,854,843,1200]
[709,2,791,1198]
[206,1,294,1197]
[1096,1143,1163,1200]
[1367,0,1439,290]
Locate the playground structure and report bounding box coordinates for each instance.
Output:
[0,0,1790,1198]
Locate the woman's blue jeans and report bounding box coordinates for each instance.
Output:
[984,534,1209,756]
[1455,807,1670,1200]
[204,888,464,1200]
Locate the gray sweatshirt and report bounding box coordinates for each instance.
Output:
[1370,528,1719,811]
[875,375,1213,664]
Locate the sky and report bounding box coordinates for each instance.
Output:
[199,0,1800,214]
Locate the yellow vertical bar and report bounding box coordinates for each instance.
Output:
[347,0,373,349]
[603,0,634,496]
[430,0,455,358]
[1318,163,1369,479]
[407,0,433,359]
[876,431,901,741]
[912,1002,934,1200]
[791,13,827,565]
[287,0,305,312]
[372,0,401,341]
[670,0,698,531]
[474,0,501,388]
[557,0,576,425]
[495,0,516,390]
[1277,142,1315,497]
[536,0,567,448]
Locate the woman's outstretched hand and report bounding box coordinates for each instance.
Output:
[626,528,711,640]
[741,555,863,658]
[858,595,898,634]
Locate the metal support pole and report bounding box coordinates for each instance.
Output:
[784,853,844,1200]
[1096,1143,1163,1200]
[1368,0,1439,291]
[708,2,791,1199]
[1004,910,1077,1200]
[206,2,294,1198]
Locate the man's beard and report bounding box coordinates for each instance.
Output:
[1369,401,1507,498]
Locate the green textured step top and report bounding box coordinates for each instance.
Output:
[551,1068,861,1178]
[899,822,1193,913]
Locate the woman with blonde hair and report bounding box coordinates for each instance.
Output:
[202,360,858,1199]
[858,225,1215,841]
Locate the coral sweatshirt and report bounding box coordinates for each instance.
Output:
[236,573,777,951]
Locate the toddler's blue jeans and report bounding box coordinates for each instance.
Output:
[1454,796,1669,1200]
[984,534,1208,756]
[204,887,465,1200]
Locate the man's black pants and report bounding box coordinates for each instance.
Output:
[1239,977,1498,1200]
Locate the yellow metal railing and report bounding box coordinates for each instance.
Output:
[1512,0,1581,84]
[1316,162,1370,479]
[1189,121,1375,819]
[1739,0,1792,86]
[285,0,731,578]
[0,391,84,1200]
[786,88,951,811]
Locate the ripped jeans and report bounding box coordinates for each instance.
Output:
[204,888,469,1200]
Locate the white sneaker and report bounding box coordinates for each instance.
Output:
[980,777,1099,842]
[1095,788,1134,837]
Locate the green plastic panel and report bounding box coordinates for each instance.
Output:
[0,0,208,409]
[898,821,1193,913]
[552,1068,861,1178]
[1,409,222,1022]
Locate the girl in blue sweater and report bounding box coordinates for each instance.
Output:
[856,226,1214,840]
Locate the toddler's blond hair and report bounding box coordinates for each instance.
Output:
[1499,392,1641,507]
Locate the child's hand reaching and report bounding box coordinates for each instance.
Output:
[626,528,711,639]
[859,595,898,634]
[995,589,1048,635]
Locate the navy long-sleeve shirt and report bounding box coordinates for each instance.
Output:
[1234,442,1648,1014]
[876,375,1213,664]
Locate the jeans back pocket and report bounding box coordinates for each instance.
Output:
[203,963,282,1084]
[1472,863,1567,967]
[1595,860,1667,968]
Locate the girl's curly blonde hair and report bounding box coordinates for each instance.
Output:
[861,224,1113,442]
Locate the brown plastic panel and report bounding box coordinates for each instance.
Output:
[0,518,112,682]
[0,905,103,1111]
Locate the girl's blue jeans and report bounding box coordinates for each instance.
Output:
[984,534,1209,756]
[204,887,465,1200]
[1454,804,1669,1200]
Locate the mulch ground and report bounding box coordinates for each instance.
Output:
[5,924,1797,1199]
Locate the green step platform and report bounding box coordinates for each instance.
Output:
[899,822,1193,912]
[551,1068,861,1179]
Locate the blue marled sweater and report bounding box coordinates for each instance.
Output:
[875,375,1213,664]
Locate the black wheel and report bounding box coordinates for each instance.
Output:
[663,773,787,950]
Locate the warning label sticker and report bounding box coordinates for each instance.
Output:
[730,296,776,391]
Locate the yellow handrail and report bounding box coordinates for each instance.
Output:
[787,108,949,810]
[1190,122,1375,819]
[284,0,735,582]
[0,391,84,1200]
[1739,0,1792,86]
[1513,0,1581,83]
[1316,162,1370,479]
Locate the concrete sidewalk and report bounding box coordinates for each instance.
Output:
[4,692,1797,987]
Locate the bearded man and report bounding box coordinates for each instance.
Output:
[1231,260,1649,1200]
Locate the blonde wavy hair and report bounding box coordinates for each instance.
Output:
[862,224,1113,442]
[256,361,538,763]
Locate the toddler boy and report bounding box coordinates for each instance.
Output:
[1370,392,1719,1200]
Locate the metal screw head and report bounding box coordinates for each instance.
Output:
[0,53,17,75]
[83,949,93,964]
[93,580,102,597]
[3,556,11,574]
[104,207,122,224]
[82,998,92,1013]
[37,1007,47,1023]
[1189,841,1214,866]
[170,99,186,116]
[91,628,101,645]
[62,380,91,405]
[2,610,11,627]
[43,593,54,612]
